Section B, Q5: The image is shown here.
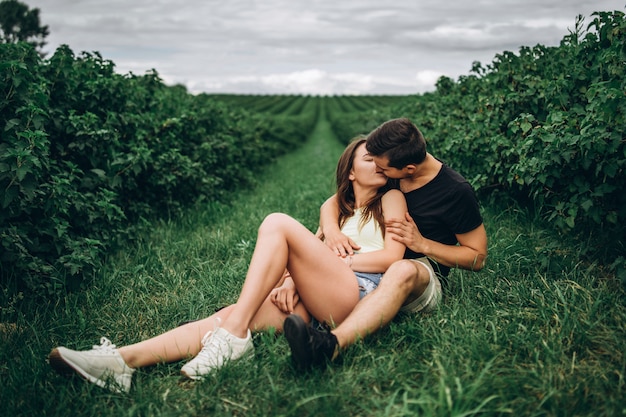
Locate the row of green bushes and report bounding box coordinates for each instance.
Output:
[328,10,625,273]
[0,43,318,296]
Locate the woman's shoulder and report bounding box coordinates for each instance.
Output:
[382,188,404,199]
[381,189,406,207]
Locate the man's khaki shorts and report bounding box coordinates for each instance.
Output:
[400,257,442,313]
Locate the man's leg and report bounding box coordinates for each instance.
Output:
[284,259,432,369]
[332,259,431,351]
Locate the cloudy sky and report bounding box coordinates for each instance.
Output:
[27,0,624,95]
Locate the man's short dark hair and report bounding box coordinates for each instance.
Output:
[366,118,427,168]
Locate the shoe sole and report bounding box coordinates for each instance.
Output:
[48,348,126,393]
[180,368,203,381]
[283,314,312,370]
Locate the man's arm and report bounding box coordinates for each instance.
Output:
[319,195,361,257]
[453,224,488,271]
[386,212,487,271]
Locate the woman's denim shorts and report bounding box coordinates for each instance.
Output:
[355,271,383,299]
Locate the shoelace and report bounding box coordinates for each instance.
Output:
[93,337,118,353]
[311,322,336,353]
[197,317,222,359]
[200,331,213,346]
[196,332,228,362]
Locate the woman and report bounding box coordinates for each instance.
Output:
[48,138,407,393]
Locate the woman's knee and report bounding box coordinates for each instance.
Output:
[259,213,294,234]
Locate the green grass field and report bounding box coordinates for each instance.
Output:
[2,111,625,416]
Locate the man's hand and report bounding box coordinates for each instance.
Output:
[387,212,488,271]
[270,277,299,314]
[385,212,426,253]
[323,229,361,257]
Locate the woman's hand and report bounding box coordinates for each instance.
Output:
[270,276,299,314]
[323,229,361,257]
[319,195,361,257]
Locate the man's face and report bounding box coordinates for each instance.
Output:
[371,155,410,179]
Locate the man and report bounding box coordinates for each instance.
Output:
[283,117,488,369]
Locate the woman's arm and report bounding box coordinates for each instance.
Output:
[319,195,361,256]
[347,190,407,273]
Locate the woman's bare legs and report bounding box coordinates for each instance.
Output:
[89,213,343,371]
[121,212,357,369]
[221,213,360,339]
[119,296,311,369]
[47,213,353,389]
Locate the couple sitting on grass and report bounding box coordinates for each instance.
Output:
[49,118,488,393]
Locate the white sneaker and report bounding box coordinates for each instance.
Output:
[181,327,254,380]
[48,337,134,393]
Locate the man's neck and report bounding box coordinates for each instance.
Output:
[399,153,442,193]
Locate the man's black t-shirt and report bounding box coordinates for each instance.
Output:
[403,164,483,278]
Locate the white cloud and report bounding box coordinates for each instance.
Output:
[27,0,625,95]
[415,71,442,92]
[187,70,407,95]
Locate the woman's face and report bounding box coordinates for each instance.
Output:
[349,143,388,189]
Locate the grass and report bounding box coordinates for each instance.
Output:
[2,111,625,416]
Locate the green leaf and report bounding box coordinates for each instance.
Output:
[16,165,29,181]
[4,118,21,131]
[2,185,18,208]
[90,169,106,178]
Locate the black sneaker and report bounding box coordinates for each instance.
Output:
[283,314,338,370]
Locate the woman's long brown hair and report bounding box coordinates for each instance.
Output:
[335,137,393,235]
